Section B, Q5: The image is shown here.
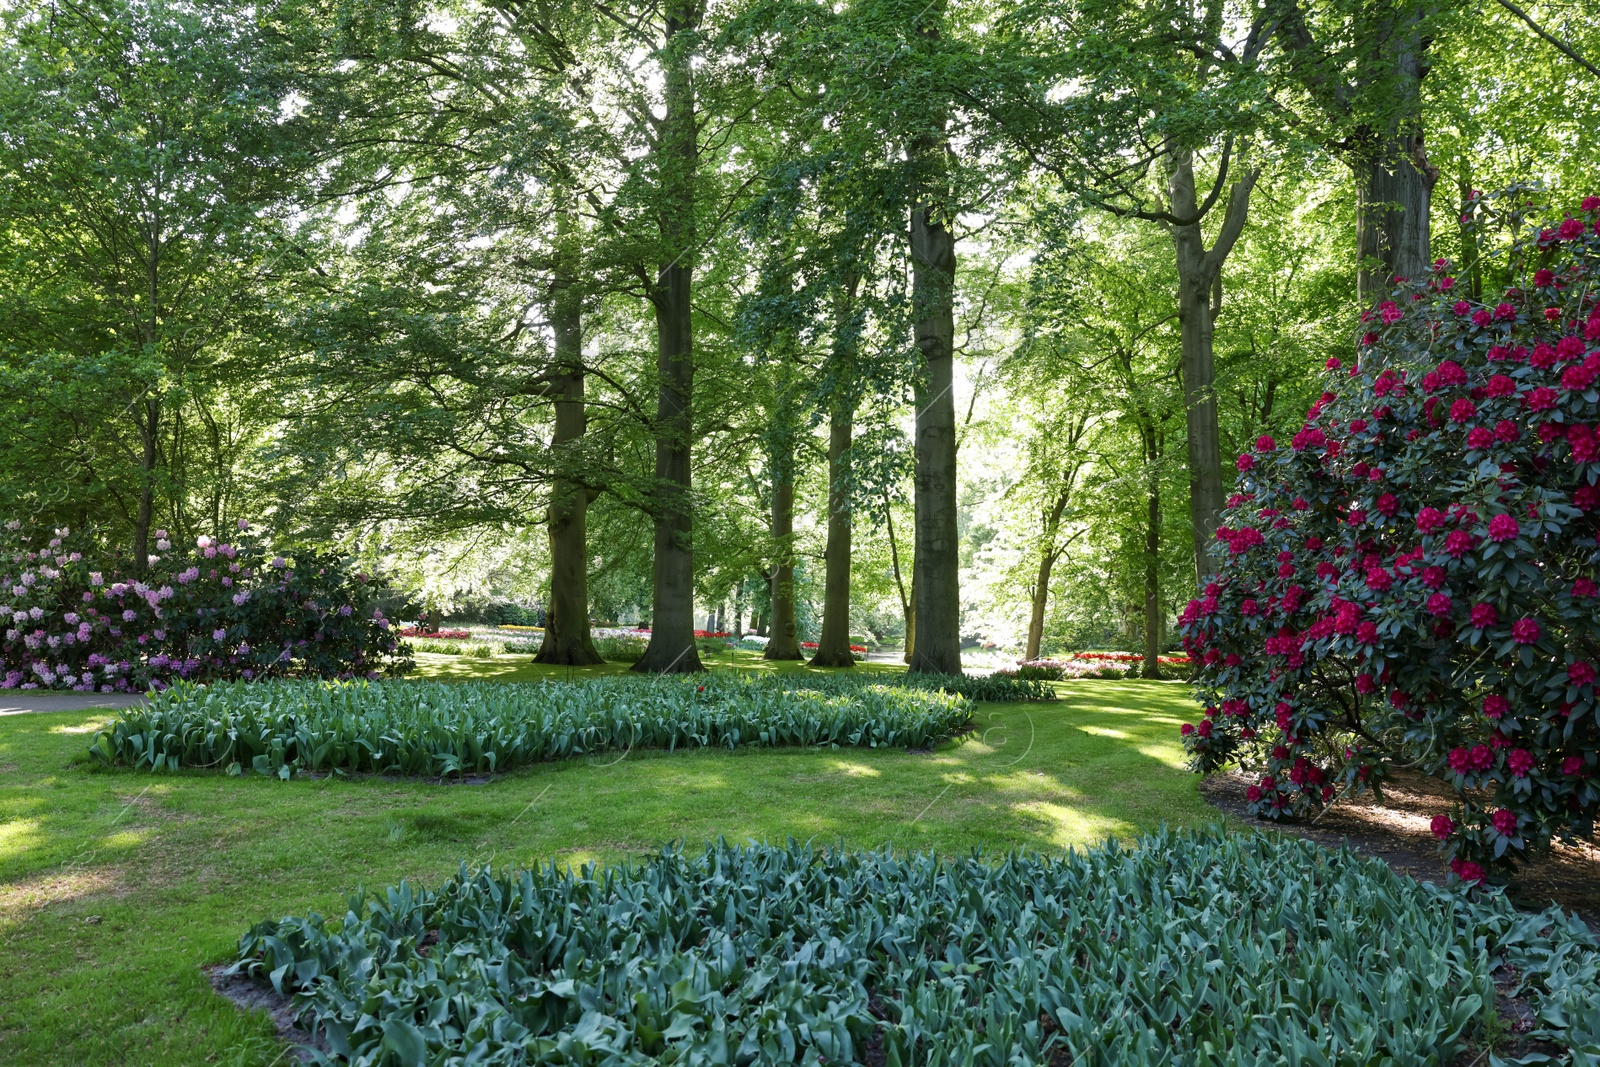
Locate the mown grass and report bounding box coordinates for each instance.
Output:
[0,665,1214,1066]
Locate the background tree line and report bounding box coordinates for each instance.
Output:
[1,0,1596,675]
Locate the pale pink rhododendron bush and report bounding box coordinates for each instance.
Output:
[0,520,409,691]
[1181,193,1600,879]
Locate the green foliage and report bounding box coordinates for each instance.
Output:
[889,671,1053,703]
[89,675,978,778]
[227,827,1600,1065]
[0,0,310,536]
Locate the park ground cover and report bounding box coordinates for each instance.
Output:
[0,668,1209,1066]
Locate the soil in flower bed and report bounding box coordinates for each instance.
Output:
[1201,768,1600,930]
[204,964,326,1063]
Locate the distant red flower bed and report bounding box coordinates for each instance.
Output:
[694,630,731,638]
[1073,651,1191,665]
[400,628,471,640]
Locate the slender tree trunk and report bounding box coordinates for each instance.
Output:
[764,454,802,660]
[810,401,856,667]
[634,5,702,674]
[1457,167,1482,302]
[884,493,914,664]
[1141,441,1164,681]
[536,281,602,665]
[133,396,158,574]
[1024,491,1070,662]
[1166,148,1257,588]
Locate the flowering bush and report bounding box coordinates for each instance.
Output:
[1179,194,1600,878]
[0,520,410,691]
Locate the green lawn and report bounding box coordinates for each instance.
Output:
[0,662,1217,1066]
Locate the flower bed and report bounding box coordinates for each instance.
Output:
[998,653,1191,681]
[0,521,407,691]
[1073,651,1191,666]
[225,828,1600,1064]
[397,628,471,640]
[90,674,977,777]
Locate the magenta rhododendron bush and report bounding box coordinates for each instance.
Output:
[0,520,410,691]
[1180,195,1600,879]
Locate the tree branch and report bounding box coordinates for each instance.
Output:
[1494,0,1600,80]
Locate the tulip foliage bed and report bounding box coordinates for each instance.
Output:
[227,829,1600,1066]
[88,674,997,778]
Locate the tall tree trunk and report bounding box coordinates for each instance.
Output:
[1140,441,1164,681]
[536,278,602,665]
[764,452,803,660]
[908,190,962,676]
[1355,136,1436,303]
[905,3,961,677]
[810,400,856,667]
[1166,147,1257,588]
[1024,490,1070,662]
[634,5,702,674]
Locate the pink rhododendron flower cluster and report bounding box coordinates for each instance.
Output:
[0,522,411,691]
[1178,192,1600,879]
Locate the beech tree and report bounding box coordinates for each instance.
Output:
[0,0,311,567]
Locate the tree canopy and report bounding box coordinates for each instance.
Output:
[2,0,1597,691]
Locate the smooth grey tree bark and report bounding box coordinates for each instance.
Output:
[535,272,603,665]
[764,455,802,661]
[809,398,857,667]
[1165,147,1257,586]
[908,189,962,675]
[633,2,704,673]
[1023,490,1070,663]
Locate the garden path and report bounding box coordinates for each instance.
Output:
[0,692,144,716]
